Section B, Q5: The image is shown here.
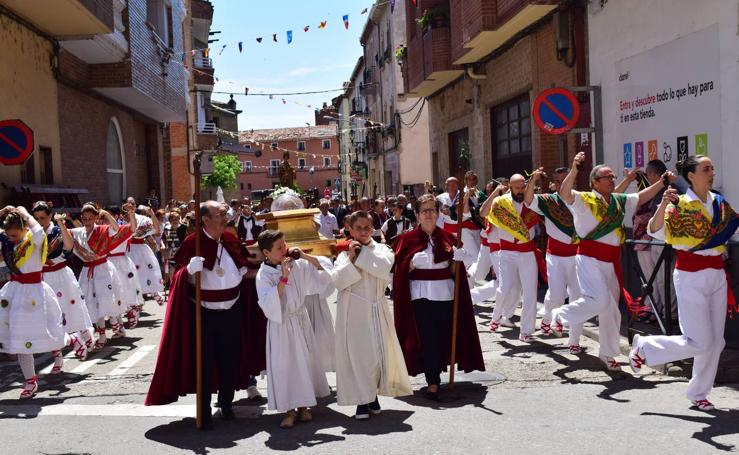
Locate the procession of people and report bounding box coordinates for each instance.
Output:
[0,151,736,431]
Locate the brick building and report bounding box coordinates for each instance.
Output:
[237,126,340,200]
[0,0,188,207]
[404,0,589,185]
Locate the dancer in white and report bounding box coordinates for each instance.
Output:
[0,206,66,398]
[32,202,92,365]
[551,152,672,371]
[256,230,332,429]
[126,203,164,305]
[105,204,145,329]
[629,156,738,411]
[525,168,584,353]
[329,211,411,420]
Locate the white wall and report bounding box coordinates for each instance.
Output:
[588,0,739,199]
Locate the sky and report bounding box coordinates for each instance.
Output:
[209,0,370,131]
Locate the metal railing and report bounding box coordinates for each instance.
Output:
[194,57,213,68]
[196,123,216,134]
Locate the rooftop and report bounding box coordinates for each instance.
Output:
[239,125,338,142]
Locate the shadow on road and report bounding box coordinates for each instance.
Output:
[642,409,739,451]
[396,381,501,415]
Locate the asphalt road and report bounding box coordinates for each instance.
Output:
[0,295,737,454]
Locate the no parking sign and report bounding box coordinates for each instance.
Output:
[532,88,580,135]
[0,119,34,165]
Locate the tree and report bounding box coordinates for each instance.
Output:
[201,154,241,189]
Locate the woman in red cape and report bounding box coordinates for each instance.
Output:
[392,194,485,399]
[144,229,266,406]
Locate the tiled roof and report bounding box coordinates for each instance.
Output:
[239,125,337,142]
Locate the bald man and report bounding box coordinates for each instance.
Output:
[486,174,543,342]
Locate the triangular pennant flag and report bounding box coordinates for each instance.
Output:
[343,15,349,30]
[219,44,227,55]
[269,94,274,100]
[318,21,327,29]
[203,47,210,57]
[361,8,368,14]
[390,0,396,12]
[272,33,277,42]
[282,98,286,104]
[244,87,249,95]
[411,0,417,5]
[287,30,293,44]
[191,50,196,56]
[238,41,243,53]
[304,25,310,32]
[256,37,263,43]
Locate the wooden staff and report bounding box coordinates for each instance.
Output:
[193,152,204,430]
[449,166,466,390]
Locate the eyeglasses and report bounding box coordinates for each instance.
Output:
[594,175,616,181]
[418,208,437,215]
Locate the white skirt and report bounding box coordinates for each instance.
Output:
[127,244,163,294]
[108,255,145,308]
[43,265,93,333]
[0,281,66,354]
[79,261,126,321]
[304,294,336,372]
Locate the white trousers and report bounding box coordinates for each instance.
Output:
[469,242,492,283]
[491,250,538,336]
[542,254,583,346]
[636,246,677,317]
[552,255,622,358]
[637,268,727,401]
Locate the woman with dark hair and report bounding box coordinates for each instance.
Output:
[630,156,739,411]
[392,194,485,400]
[0,205,66,398]
[32,201,93,362]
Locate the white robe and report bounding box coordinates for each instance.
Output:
[256,258,332,412]
[304,276,336,372]
[329,241,411,406]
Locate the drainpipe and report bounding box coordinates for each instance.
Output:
[466,66,487,80]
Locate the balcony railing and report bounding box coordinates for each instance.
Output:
[194,57,213,69]
[196,123,217,134]
[268,167,280,176]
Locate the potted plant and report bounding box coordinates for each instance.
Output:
[416,10,430,30]
[395,44,407,63]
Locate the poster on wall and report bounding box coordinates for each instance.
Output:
[615,24,721,186]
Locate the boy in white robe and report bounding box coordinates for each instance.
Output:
[329,211,411,420]
[255,230,332,429]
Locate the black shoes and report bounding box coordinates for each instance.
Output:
[220,406,235,420]
[355,404,370,420]
[369,397,381,415]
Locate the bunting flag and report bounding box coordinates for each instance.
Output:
[256,37,263,43]
[203,47,210,57]
[411,0,417,5]
[304,25,310,32]
[238,41,243,52]
[272,33,277,42]
[361,8,368,14]
[244,87,249,95]
[269,94,274,99]
[219,44,227,55]
[282,98,286,104]
[287,30,293,44]
[342,14,349,30]
[390,0,396,12]
[318,21,327,29]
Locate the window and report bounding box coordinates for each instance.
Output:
[493,96,531,158]
[106,118,125,205]
[242,161,252,173]
[39,146,53,184]
[298,158,306,169]
[322,139,331,149]
[21,154,35,184]
[323,157,331,167]
[297,141,306,151]
[147,0,173,48]
[269,159,281,176]
[271,143,278,150]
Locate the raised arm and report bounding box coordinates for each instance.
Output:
[55,213,74,251]
[480,183,507,219]
[524,168,545,205]
[99,209,119,233]
[559,152,584,205]
[647,188,678,235]
[123,202,137,232]
[637,171,674,207]
[615,169,638,193]
[147,207,161,236]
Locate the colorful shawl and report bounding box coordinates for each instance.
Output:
[73,225,110,261]
[488,193,540,243]
[45,226,64,261]
[665,192,739,254]
[108,223,133,251]
[535,193,576,240]
[580,192,629,243]
[1,230,47,274]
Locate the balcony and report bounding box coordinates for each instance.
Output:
[191,0,214,22]
[453,2,558,65]
[406,21,463,98]
[60,0,127,64]
[194,67,215,86]
[194,57,213,69]
[196,123,217,134]
[0,0,114,37]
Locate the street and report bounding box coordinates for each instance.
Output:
[0,296,737,454]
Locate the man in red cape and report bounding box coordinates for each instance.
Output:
[145,201,266,429]
[391,218,485,394]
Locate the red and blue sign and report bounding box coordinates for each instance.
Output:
[532,88,580,135]
[0,119,34,165]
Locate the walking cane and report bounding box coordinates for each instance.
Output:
[193,152,204,430]
[449,163,467,390]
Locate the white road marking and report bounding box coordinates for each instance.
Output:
[0,403,198,418]
[70,357,103,374]
[108,345,156,376]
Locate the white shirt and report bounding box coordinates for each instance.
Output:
[436,191,472,228]
[494,196,536,243]
[317,212,339,239]
[410,240,454,301]
[566,190,639,246]
[239,215,262,241]
[648,188,725,256]
[198,232,242,310]
[381,216,411,237]
[527,194,575,244]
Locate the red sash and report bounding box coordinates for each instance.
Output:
[409,268,454,281]
[244,240,257,246]
[481,237,490,247]
[443,220,478,233]
[42,261,67,273]
[547,237,578,257]
[577,239,642,314]
[675,250,737,316]
[108,252,126,258]
[130,238,146,245]
[196,285,241,302]
[10,272,42,284]
[500,239,547,282]
[82,257,107,279]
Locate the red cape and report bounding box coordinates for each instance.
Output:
[391,226,485,377]
[144,230,266,406]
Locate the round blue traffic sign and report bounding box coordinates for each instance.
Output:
[532,88,580,135]
[0,119,34,165]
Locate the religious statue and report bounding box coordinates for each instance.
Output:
[278,151,296,187]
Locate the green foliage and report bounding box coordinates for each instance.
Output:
[201,154,241,189]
